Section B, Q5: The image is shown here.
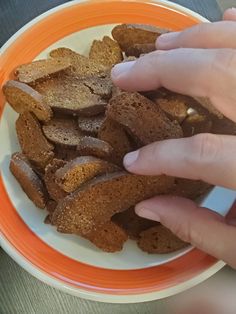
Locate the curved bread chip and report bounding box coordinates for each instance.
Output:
[44,200,58,225]
[35,75,110,116]
[44,159,68,201]
[15,58,71,84]
[138,225,188,254]
[55,156,120,193]
[107,92,183,145]
[77,137,114,160]
[54,146,80,161]
[52,172,174,235]
[49,47,107,77]
[42,117,83,147]
[85,221,128,252]
[172,179,212,200]
[77,114,105,136]
[155,98,188,123]
[98,118,132,165]
[125,43,156,57]
[112,24,168,51]
[211,115,236,136]
[16,112,54,170]
[3,80,52,122]
[89,36,123,66]
[112,207,158,240]
[10,153,48,208]
[182,114,212,137]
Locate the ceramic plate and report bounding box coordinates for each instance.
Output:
[0,0,235,303]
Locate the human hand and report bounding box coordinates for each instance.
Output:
[111,9,236,268]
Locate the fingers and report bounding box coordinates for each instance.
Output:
[223,8,236,21]
[156,21,236,50]
[111,48,236,121]
[124,133,236,190]
[135,196,236,268]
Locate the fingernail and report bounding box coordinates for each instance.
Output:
[136,207,161,222]
[156,32,179,46]
[111,61,135,79]
[123,150,139,167]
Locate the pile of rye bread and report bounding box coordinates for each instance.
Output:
[3,24,236,254]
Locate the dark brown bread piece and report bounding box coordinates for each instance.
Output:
[85,221,128,252]
[182,114,212,137]
[44,159,68,201]
[193,97,223,118]
[98,118,132,165]
[112,24,168,51]
[42,117,83,148]
[55,156,120,193]
[211,115,236,135]
[77,114,105,136]
[172,178,212,200]
[10,153,48,208]
[15,58,71,84]
[89,36,123,66]
[44,200,58,224]
[155,98,188,123]
[77,137,114,160]
[54,146,80,161]
[49,47,107,77]
[107,92,183,145]
[3,80,52,122]
[138,225,188,254]
[125,43,156,57]
[16,112,54,170]
[35,75,111,116]
[52,171,174,235]
[112,207,158,240]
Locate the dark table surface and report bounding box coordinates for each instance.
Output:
[0,1,235,314]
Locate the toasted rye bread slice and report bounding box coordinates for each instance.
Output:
[10,153,48,208]
[16,112,54,170]
[42,117,83,148]
[112,207,158,240]
[77,137,114,160]
[112,24,168,51]
[49,47,107,77]
[138,225,188,254]
[98,118,132,165]
[15,58,71,85]
[35,75,111,116]
[85,221,128,252]
[211,115,236,135]
[172,178,212,200]
[44,159,68,201]
[77,114,105,136]
[89,36,123,66]
[182,114,212,137]
[125,43,156,57]
[3,80,52,122]
[44,200,58,224]
[154,98,188,123]
[55,156,120,193]
[52,171,174,235]
[107,92,183,145]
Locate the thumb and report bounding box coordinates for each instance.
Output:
[135,196,236,268]
[223,8,236,21]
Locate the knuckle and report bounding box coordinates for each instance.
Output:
[190,133,221,165]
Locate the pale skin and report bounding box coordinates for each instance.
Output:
[111,8,236,269]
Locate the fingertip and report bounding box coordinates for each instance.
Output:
[223,8,236,21]
[111,61,135,81]
[123,150,139,169]
[155,31,180,49]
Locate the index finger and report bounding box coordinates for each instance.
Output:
[111,48,236,122]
